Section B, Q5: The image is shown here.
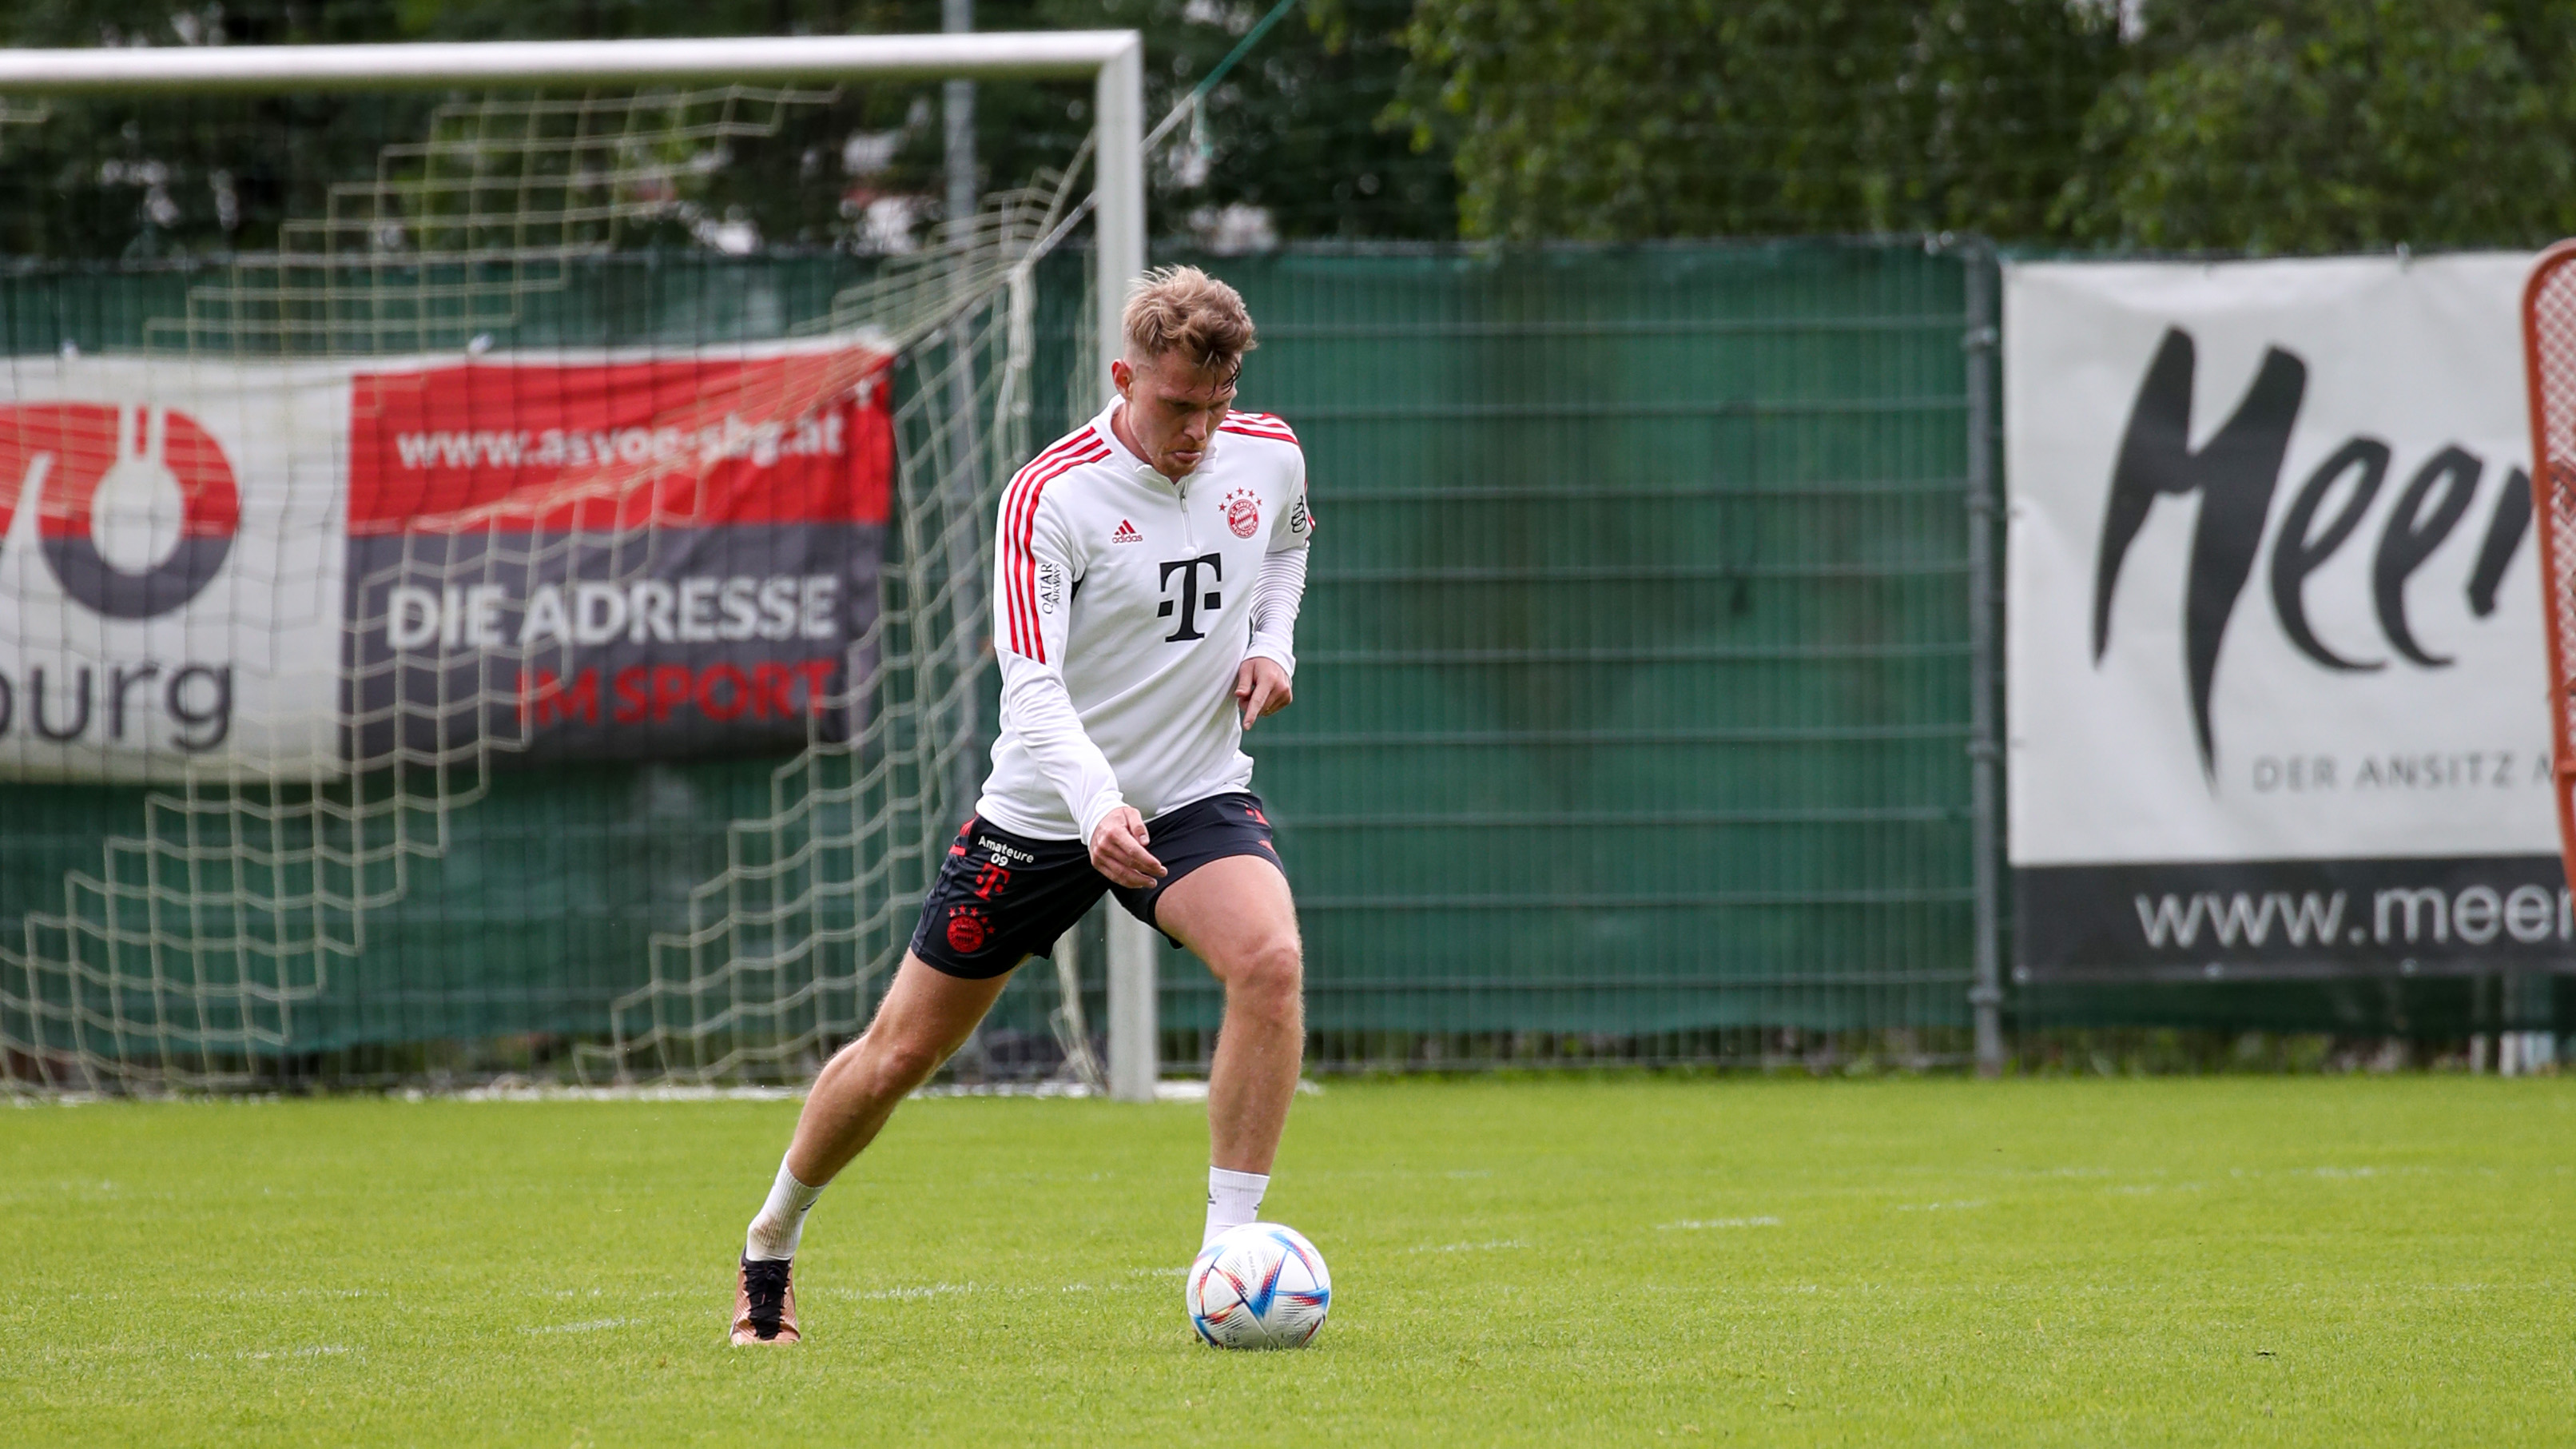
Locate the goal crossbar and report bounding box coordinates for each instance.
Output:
[0,31,1159,1100]
[0,33,1137,91]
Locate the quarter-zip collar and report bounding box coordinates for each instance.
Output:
[1095,399,1222,493]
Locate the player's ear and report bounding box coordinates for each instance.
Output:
[1110,357,1134,396]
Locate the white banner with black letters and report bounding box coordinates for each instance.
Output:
[2006,253,2574,981]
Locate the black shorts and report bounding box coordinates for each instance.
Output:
[908,790,1283,980]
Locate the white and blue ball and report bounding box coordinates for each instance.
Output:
[1185,1223,1331,1349]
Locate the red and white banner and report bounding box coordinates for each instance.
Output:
[0,341,892,779]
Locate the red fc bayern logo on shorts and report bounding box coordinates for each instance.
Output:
[945,906,990,953]
[1225,488,1260,539]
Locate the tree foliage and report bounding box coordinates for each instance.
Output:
[2055,0,2576,250]
[1045,0,1452,241]
[1392,0,2119,242]
[1400,0,2576,252]
[21,0,2576,256]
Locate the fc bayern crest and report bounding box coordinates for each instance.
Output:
[945,906,989,953]
[1224,488,1261,539]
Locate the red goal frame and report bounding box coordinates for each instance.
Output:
[2519,241,2576,892]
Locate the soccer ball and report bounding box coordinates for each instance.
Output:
[1185,1223,1332,1349]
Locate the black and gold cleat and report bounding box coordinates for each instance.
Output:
[730,1256,801,1345]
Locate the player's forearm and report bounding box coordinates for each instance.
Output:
[1243,543,1310,675]
[996,662,1126,840]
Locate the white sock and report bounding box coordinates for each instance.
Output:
[744,1156,825,1262]
[1204,1166,1270,1248]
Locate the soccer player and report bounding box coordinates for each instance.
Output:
[731,266,1314,1345]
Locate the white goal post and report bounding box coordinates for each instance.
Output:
[0,32,1163,1101]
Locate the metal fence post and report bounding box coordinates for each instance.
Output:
[1962,241,2006,1077]
[1093,32,1157,1101]
[1107,910,1159,1101]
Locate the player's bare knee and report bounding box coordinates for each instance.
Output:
[1222,935,1303,1017]
[863,1029,948,1096]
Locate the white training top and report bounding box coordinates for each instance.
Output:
[975,400,1314,844]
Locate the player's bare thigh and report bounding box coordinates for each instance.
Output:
[865,949,1018,1063]
[1153,854,1302,985]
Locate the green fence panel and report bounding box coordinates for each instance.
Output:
[1147,241,1982,1064]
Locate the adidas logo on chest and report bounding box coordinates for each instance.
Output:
[1111,519,1142,544]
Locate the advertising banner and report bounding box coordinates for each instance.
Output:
[2006,254,2572,981]
[342,347,891,763]
[0,358,349,778]
[0,342,890,780]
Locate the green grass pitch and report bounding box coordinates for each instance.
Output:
[4,1075,2570,1445]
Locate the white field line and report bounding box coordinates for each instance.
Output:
[522,1317,634,1335]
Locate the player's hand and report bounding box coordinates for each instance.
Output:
[1090,806,1167,890]
[1235,658,1294,730]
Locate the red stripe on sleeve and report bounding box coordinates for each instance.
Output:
[1018,445,1108,663]
[999,429,1101,656]
[1001,437,1107,664]
[1222,411,1299,445]
[1005,461,1058,656]
[1000,475,1036,655]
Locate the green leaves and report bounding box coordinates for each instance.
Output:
[1397,0,2120,242]
[1401,0,2576,251]
[2057,0,2576,252]
[1045,0,1454,240]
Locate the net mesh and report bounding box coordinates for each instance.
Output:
[161,86,849,357]
[2522,248,2576,890]
[0,78,1094,1093]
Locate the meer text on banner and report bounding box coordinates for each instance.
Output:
[2006,254,2573,981]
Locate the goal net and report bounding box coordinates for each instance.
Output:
[0,56,1109,1093]
[2522,245,2576,898]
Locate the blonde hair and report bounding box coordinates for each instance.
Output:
[1122,265,1256,380]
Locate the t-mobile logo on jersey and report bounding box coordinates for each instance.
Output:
[1158,553,1223,642]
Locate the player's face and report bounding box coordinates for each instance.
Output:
[1113,349,1236,481]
